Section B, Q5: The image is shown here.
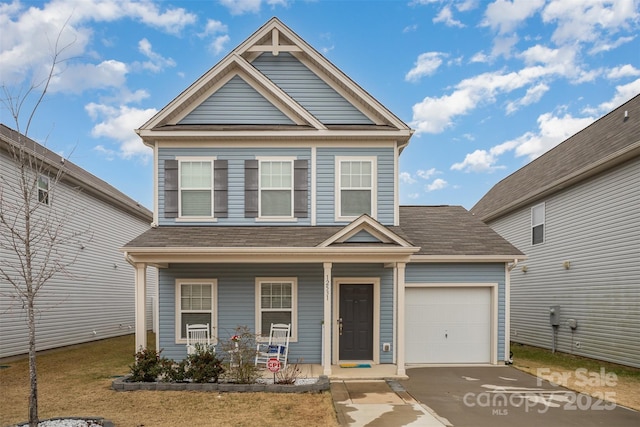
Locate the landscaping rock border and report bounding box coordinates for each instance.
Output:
[111,375,329,393]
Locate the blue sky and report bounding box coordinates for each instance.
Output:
[1,0,639,211]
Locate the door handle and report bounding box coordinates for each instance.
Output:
[338,317,343,336]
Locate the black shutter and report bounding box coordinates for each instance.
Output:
[294,160,308,218]
[164,159,178,218]
[245,160,259,218]
[214,160,228,218]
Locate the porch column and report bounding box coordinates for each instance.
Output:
[134,263,147,351]
[323,262,332,376]
[396,262,406,376]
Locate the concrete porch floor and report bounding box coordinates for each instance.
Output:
[260,363,405,380]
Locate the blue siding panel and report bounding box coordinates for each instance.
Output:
[252,53,373,125]
[179,76,294,125]
[316,147,395,226]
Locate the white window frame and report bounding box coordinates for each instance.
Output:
[257,157,296,221]
[255,277,298,342]
[177,157,215,220]
[175,279,217,344]
[335,156,377,221]
[531,202,545,245]
[38,175,50,206]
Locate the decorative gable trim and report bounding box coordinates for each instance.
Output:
[136,18,412,141]
[318,214,413,248]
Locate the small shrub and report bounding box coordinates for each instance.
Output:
[159,358,188,383]
[129,347,163,382]
[184,344,224,383]
[275,359,303,385]
[220,325,261,384]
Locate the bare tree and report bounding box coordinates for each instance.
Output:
[0,20,88,427]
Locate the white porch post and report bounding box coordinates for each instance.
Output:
[323,262,332,376]
[396,262,406,376]
[134,263,147,351]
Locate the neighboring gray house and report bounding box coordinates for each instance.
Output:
[472,94,640,368]
[123,18,523,376]
[0,124,157,358]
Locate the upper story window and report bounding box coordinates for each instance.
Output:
[38,175,49,205]
[179,159,214,218]
[260,160,293,218]
[531,203,545,245]
[336,157,376,221]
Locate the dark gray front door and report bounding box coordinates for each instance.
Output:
[339,284,373,360]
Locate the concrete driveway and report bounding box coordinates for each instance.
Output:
[401,366,640,427]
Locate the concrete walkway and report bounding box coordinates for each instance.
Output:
[331,379,447,427]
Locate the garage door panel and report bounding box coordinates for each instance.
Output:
[406,287,491,364]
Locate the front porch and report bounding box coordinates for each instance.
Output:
[271,363,405,380]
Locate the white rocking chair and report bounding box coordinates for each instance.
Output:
[186,323,213,355]
[255,323,290,369]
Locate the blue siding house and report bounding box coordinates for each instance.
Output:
[123,18,523,376]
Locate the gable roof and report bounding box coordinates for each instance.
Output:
[0,124,152,222]
[136,17,412,145]
[472,93,640,222]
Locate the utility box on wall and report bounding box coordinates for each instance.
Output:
[549,305,561,326]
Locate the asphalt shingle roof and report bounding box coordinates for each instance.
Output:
[124,205,523,257]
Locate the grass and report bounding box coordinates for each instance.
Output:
[511,342,640,411]
[0,333,338,427]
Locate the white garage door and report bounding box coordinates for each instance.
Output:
[405,287,492,364]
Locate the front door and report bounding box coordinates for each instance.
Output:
[339,284,373,360]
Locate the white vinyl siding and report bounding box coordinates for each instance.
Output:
[0,144,156,358]
[179,159,214,218]
[490,158,640,368]
[255,277,297,341]
[259,160,293,218]
[531,203,545,245]
[175,279,217,342]
[336,157,376,221]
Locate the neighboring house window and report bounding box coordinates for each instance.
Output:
[531,203,545,245]
[38,175,49,205]
[175,279,217,341]
[255,278,297,341]
[260,160,293,218]
[336,157,376,220]
[179,159,214,218]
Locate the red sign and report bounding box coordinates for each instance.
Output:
[267,358,281,373]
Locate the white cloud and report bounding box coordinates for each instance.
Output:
[607,65,640,80]
[411,66,550,134]
[417,168,438,180]
[482,0,545,34]
[400,172,416,184]
[433,5,465,28]
[590,35,635,54]
[470,51,490,63]
[48,60,128,94]
[403,24,418,33]
[135,38,176,73]
[452,110,596,173]
[542,0,638,45]
[595,78,640,113]
[451,149,504,173]
[0,0,195,88]
[426,178,448,192]
[505,83,549,115]
[85,103,156,159]
[218,0,288,15]
[405,52,445,82]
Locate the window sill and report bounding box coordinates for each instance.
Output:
[175,217,218,223]
[254,217,298,222]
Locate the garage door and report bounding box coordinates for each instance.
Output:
[405,287,491,364]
